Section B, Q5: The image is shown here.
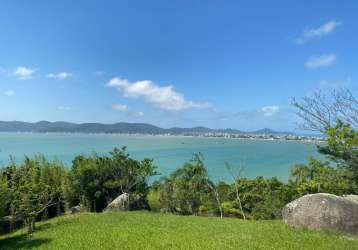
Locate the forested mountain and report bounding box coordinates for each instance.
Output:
[0,121,291,135]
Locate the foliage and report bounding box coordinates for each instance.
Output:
[150,158,295,220]
[0,132,357,237]
[290,157,357,196]
[318,121,358,181]
[151,154,213,215]
[66,147,157,212]
[0,176,11,217]
[0,148,156,235]
[0,156,66,235]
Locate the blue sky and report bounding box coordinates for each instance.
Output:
[0,1,357,131]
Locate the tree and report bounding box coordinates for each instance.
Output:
[225,163,246,220]
[292,88,358,186]
[108,147,158,209]
[9,156,65,235]
[68,147,157,212]
[153,154,210,215]
[291,88,358,132]
[317,121,358,182]
[290,157,357,195]
[0,176,11,217]
[196,153,223,219]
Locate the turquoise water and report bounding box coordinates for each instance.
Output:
[0,133,320,181]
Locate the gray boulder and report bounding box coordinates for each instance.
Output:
[67,205,81,214]
[104,193,129,212]
[343,195,358,204]
[282,193,358,235]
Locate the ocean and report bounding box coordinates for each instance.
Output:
[0,133,320,182]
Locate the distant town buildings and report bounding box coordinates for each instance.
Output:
[166,132,324,142]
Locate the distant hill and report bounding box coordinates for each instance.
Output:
[248,128,293,135]
[0,121,293,135]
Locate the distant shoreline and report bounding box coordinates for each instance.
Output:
[0,131,324,143]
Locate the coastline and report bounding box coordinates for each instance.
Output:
[0,131,324,143]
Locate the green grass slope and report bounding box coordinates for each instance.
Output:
[0,211,357,250]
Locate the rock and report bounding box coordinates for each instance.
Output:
[104,193,129,212]
[342,195,358,204]
[282,193,358,235]
[67,205,81,214]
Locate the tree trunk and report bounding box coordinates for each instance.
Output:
[234,183,246,220]
[27,218,35,236]
[215,190,223,219]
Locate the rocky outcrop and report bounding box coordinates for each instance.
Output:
[342,195,358,204]
[67,205,81,214]
[104,193,129,212]
[282,193,358,235]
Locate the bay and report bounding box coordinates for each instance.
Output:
[0,133,320,182]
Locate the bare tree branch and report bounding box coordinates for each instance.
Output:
[291,88,358,132]
[225,162,246,220]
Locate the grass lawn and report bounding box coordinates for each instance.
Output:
[0,211,357,250]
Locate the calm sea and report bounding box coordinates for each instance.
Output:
[0,133,320,182]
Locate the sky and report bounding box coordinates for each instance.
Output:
[0,1,357,131]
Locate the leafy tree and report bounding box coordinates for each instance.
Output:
[0,176,11,217]
[317,121,358,182]
[152,154,211,215]
[8,156,65,235]
[290,157,357,196]
[292,88,358,187]
[68,147,157,212]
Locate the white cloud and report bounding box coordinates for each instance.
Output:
[295,20,341,44]
[305,54,336,69]
[13,66,35,79]
[4,90,15,96]
[108,77,209,111]
[57,105,71,111]
[261,106,280,116]
[47,72,71,80]
[112,103,128,112]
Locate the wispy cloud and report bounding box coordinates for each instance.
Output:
[93,71,104,76]
[57,105,71,111]
[47,72,72,80]
[107,77,210,111]
[295,20,341,44]
[13,66,36,79]
[260,106,280,116]
[112,103,144,117]
[319,77,352,89]
[4,90,15,96]
[305,54,336,69]
[211,105,281,122]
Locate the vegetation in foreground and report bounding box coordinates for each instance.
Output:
[0,88,357,246]
[0,211,357,250]
[0,114,357,236]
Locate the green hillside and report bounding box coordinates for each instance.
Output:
[0,212,356,250]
